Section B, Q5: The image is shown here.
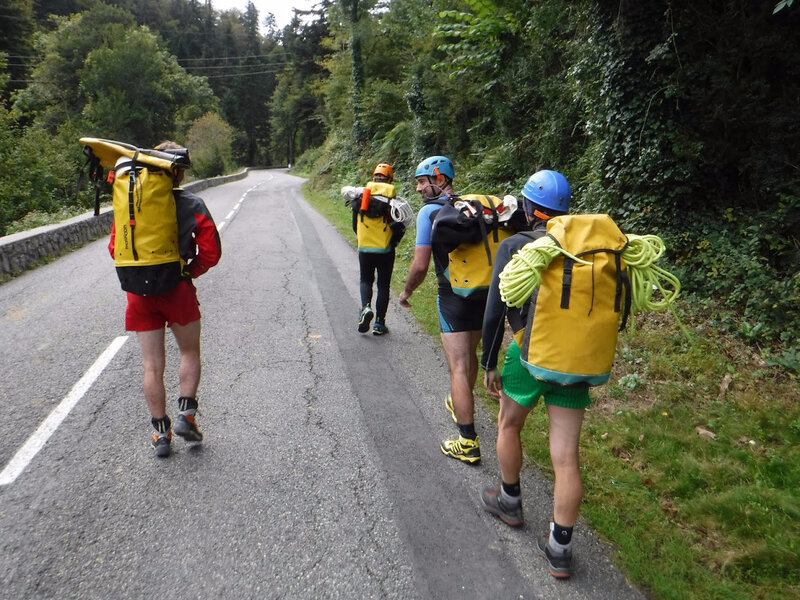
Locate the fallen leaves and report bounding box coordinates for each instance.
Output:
[695,426,717,440]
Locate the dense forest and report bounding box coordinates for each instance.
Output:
[1,0,798,366]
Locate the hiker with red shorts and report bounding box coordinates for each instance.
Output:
[108,141,221,458]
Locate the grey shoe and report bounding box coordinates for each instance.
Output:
[537,534,573,578]
[151,432,171,458]
[480,484,524,527]
[173,413,203,442]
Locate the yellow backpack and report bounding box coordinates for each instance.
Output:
[512,214,631,386]
[356,181,396,253]
[79,137,190,295]
[435,194,523,297]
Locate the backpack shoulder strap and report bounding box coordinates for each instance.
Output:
[76,146,104,216]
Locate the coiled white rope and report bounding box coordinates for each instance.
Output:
[390,198,415,228]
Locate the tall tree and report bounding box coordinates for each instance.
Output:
[271,7,331,165]
[337,0,370,144]
[1,0,37,97]
[80,26,217,144]
[13,4,136,131]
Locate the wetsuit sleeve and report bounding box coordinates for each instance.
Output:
[481,238,515,370]
[188,209,221,278]
[415,203,437,246]
[176,189,222,279]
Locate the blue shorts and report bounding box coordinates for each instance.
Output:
[502,340,591,409]
[437,291,486,333]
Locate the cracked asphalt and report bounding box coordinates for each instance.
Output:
[0,169,645,599]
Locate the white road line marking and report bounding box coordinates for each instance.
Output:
[0,335,129,486]
[216,182,264,235]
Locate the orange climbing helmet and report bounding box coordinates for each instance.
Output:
[373,163,394,181]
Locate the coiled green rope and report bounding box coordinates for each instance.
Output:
[499,237,589,307]
[624,234,681,312]
[498,234,681,312]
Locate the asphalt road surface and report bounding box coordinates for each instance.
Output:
[0,169,646,599]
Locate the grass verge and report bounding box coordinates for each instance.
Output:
[300,176,799,600]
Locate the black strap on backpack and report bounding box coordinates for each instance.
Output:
[128,150,140,261]
[615,253,632,330]
[76,146,104,216]
[560,257,574,309]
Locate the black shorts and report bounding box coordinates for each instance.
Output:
[437,290,487,333]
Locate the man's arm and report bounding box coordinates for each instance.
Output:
[187,209,221,278]
[481,239,513,371]
[399,245,432,307]
[176,190,222,278]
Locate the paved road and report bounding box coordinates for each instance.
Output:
[0,170,645,599]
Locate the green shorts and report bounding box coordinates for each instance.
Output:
[501,340,592,409]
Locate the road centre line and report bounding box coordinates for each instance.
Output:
[215,181,262,233]
[0,335,129,486]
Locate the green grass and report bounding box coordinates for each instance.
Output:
[300,175,800,600]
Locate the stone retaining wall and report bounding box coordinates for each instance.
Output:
[0,170,248,278]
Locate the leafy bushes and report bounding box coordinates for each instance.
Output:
[185,113,235,179]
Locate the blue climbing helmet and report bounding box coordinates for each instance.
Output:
[414,155,455,181]
[521,170,571,215]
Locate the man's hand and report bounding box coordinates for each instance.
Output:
[399,289,412,308]
[484,368,502,399]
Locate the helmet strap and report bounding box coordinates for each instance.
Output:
[533,208,552,220]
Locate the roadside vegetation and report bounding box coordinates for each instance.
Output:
[301,174,799,600]
[3,2,798,597]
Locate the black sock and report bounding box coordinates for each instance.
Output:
[502,481,521,497]
[458,422,476,439]
[178,396,198,413]
[553,522,573,545]
[151,415,171,434]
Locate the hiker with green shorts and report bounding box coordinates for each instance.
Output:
[479,170,586,578]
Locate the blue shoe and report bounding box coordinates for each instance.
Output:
[372,321,389,335]
[358,305,374,333]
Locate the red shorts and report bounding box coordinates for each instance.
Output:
[124,280,201,331]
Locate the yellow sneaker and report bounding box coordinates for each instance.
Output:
[440,434,481,464]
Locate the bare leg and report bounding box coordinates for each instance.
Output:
[170,319,202,398]
[137,329,167,418]
[496,391,532,483]
[547,404,585,526]
[440,329,482,424]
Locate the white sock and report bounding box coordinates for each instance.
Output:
[500,488,521,506]
[549,522,572,554]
